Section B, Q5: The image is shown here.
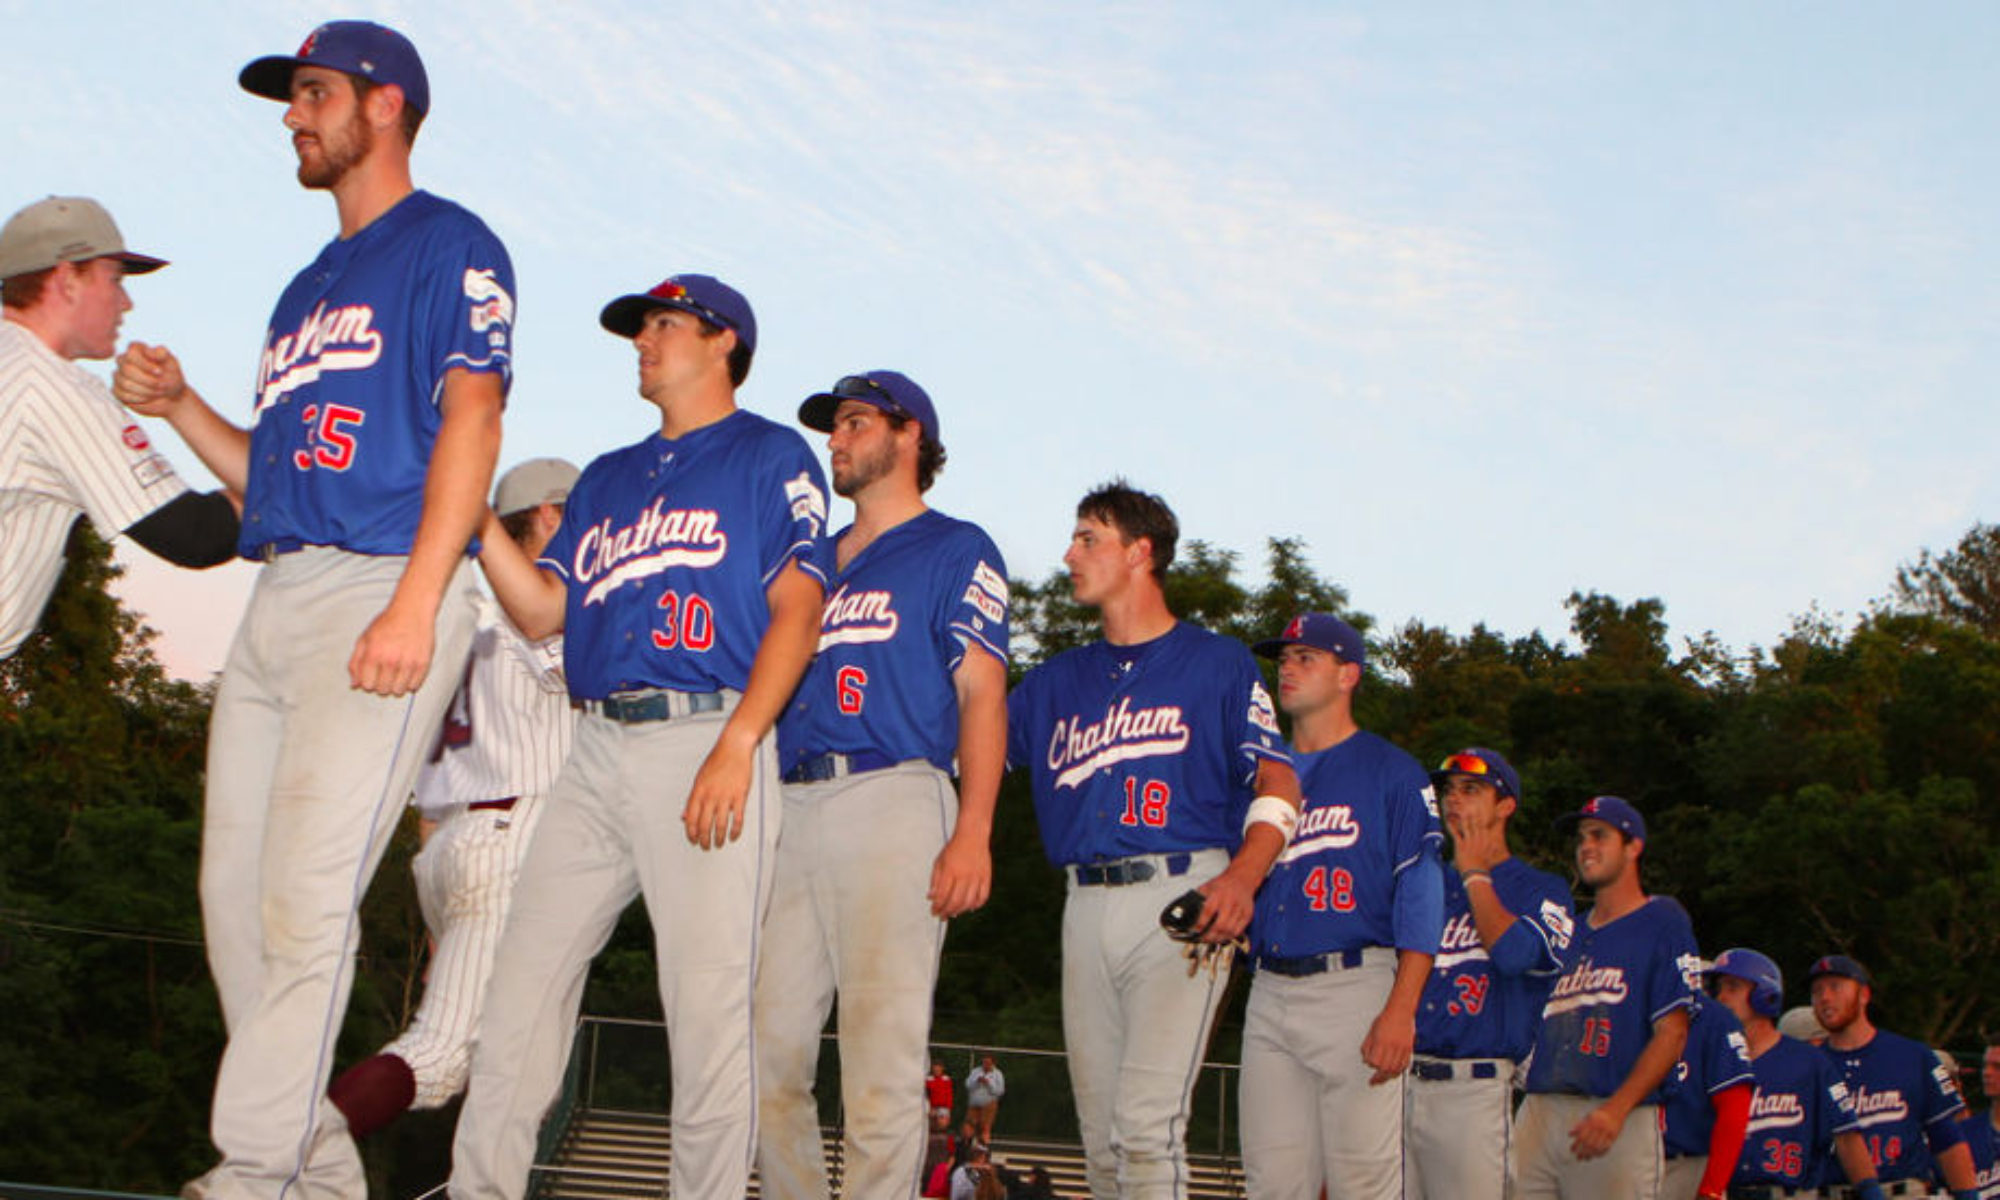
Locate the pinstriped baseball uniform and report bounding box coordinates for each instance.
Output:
[380,595,572,1108]
[0,319,188,658]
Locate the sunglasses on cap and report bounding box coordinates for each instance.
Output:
[829,374,910,417]
[1437,753,1495,778]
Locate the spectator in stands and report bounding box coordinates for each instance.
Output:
[928,1060,955,1124]
[966,1054,1006,1142]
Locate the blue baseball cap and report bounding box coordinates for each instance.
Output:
[599,274,757,355]
[798,371,941,446]
[1252,613,1366,669]
[1706,947,1785,1020]
[1431,747,1521,800]
[1556,794,1647,841]
[1807,954,1872,988]
[240,21,431,115]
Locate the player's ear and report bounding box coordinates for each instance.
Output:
[364,82,407,133]
[1496,793,1517,820]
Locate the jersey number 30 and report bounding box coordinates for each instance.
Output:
[653,590,715,651]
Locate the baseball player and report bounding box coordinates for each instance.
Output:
[755,370,1009,1200]
[1702,948,1888,1200]
[324,458,578,1138]
[1958,1040,2000,1198]
[1005,480,1299,1200]
[1808,954,1980,1198]
[1513,796,1696,1200]
[1238,613,1443,1200]
[1407,748,1575,1200]
[449,273,829,1200]
[111,21,511,1199]
[0,196,237,660]
[1657,968,1754,1200]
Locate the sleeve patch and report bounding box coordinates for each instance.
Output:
[1248,679,1281,736]
[464,267,515,340]
[785,471,827,539]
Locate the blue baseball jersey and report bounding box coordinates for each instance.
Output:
[777,509,1009,774]
[1661,995,1756,1157]
[1246,731,1443,959]
[1956,1110,2000,1198]
[1415,856,1575,1061]
[1006,621,1287,866]
[241,190,514,558]
[1729,1035,1862,1191]
[1816,1028,1968,1185]
[1525,895,1699,1100]
[538,410,830,700]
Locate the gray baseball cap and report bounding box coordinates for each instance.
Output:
[494,458,580,517]
[0,196,167,281]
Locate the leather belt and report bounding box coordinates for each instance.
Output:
[783,750,899,784]
[1071,853,1193,887]
[577,689,726,724]
[1409,1057,1503,1082]
[251,537,309,562]
[1250,948,1368,976]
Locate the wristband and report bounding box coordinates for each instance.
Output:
[1243,794,1298,841]
[1460,869,1493,888]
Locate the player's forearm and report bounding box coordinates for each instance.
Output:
[158,385,253,496]
[1834,1130,1879,1185]
[476,509,566,639]
[387,372,502,618]
[1604,1009,1690,1121]
[1934,1139,1977,1191]
[949,648,1007,843]
[1382,948,1433,1019]
[1462,869,1522,952]
[714,561,821,753]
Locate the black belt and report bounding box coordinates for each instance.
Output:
[783,750,899,784]
[1728,1185,1816,1200]
[1821,1181,1925,1200]
[1251,948,1368,976]
[1410,1058,1502,1082]
[578,689,727,724]
[468,797,518,813]
[1072,853,1192,887]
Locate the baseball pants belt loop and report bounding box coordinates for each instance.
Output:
[252,537,309,562]
[1249,947,1368,976]
[578,688,728,724]
[1409,1056,1505,1082]
[781,749,900,784]
[467,796,518,813]
[1071,851,1195,887]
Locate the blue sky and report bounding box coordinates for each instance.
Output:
[7,1,1997,679]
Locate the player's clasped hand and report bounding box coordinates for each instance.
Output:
[684,734,753,850]
[1193,871,1256,943]
[927,832,992,918]
[111,342,188,416]
[1360,1005,1417,1085]
[1568,1103,1625,1160]
[348,600,435,696]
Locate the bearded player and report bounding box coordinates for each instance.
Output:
[1808,954,1979,1199]
[755,371,1008,1200]
[113,21,511,1198]
[1006,480,1299,1200]
[1702,948,1888,1200]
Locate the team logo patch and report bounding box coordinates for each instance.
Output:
[131,453,173,489]
[785,471,828,539]
[963,560,1009,624]
[1540,899,1574,950]
[120,423,151,452]
[1247,680,1280,736]
[464,268,515,333]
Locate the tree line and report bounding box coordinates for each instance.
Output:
[5,521,1998,1190]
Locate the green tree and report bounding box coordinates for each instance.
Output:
[1892,522,2000,636]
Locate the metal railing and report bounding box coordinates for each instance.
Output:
[558,1015,1245,1161]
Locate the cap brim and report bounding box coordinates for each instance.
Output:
[1250,638,1292,659]
[798,393,841,432]
[115,253,168,276]
[239,56,302,102]
[600,294,666,337]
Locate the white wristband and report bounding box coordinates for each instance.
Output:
[1244,794,1298,842]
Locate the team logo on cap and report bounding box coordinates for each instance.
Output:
[657,282,689,301]
[1283,615,1306,640]
[299,28,324,56]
